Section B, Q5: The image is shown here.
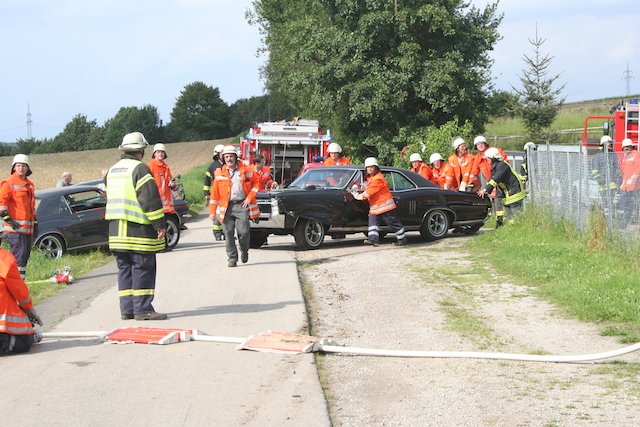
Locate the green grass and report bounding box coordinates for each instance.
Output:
[468,206,640,340]
[179,163,209,214]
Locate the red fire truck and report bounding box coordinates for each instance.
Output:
[582,98,639,152]
[240,119,332,187]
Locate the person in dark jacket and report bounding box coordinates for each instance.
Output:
[590,136,621,208]
[478,147,526,225]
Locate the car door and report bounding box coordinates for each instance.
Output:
[384,170,422,226]
[64,189,108,247]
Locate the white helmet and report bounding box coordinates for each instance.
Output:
[473,135,487,147]
[600,135,613,145]
[622,138,634,148]
[409,153,423,162]
[523,142,536,151]
[12,154,29,167]
[222,145,238,156]
[119,132,148,152]
[429,153,444,164]
[452,137,466,150]
[328,142,343,153]
[364,157,379,167]
[484,147,503,161]
[213,144,225,155]
[153,143,167,158]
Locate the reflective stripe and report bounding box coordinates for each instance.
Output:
[105,159,152,225]
[370,198,396,215]
[132,289,155,296]
[119,289,134,297]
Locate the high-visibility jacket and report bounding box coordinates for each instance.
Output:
[483,161,526,206]
[411,163,434,182]
[203,159,223,197]
[105,156,166,253]
[431,164,450,189]
[590,149,621,192]
[147,159,175,214]
[620,151,640,192]
[253,165,273,191]
[0,173,35,235]
[0,249,34,336]
[445,152,474,190]
[324,156,351,166]
[210,163,260,222]
[468,148,509,191]
[363,171,396,215]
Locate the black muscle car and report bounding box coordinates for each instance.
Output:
[250,165,491,250]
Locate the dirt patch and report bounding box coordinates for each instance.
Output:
[297,233,640,426]
[0,138,232,189]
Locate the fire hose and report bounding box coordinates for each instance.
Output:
[39,330,640,363]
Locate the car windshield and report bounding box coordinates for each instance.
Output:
[288,168,356,189]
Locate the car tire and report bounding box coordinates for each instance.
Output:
[250,232,268,249]
[165,215,180,251]
[293,218,325,250]
[37,234,66,259]
[420,209,450,241]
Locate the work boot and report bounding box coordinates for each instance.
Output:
[134,311,168,321]
[121,313,134,320]
[241,252,249,264]
[214,234,222,241]
[363,239,378,247]
[228,260,237,267]
[392,239,408,246]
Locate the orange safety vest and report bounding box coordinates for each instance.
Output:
[323,156,351,166]
[364,171,396,215]
[411,163,434,182]
[620,151,640,191]
[0,249,34,336]
[445,153,474,190]
[147,159,175,213]
[432,165,449,189]
[253,165,273,191]
[0,173,35,235]
[210,163,260,222]
[468,148,509,192]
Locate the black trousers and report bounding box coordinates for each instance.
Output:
[0,333,34,355]
[6,232,32,278]
[115,251,157,315]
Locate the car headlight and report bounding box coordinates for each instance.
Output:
[271,198,280,216]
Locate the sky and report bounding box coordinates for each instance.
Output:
[0,0,638,143]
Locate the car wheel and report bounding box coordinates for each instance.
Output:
[37,234,66,259]
[420,209,450,241]
[250,232,268,249]
[293,218,325,250]
[165,216,180,250]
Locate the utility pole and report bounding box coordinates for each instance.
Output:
[622,62,634,97]
[26,104,32,140]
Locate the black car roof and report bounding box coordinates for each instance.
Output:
[36,185,104,197]
[299,165,435,188]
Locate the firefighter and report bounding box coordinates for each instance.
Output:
[252,154,274,191]
[105,132,167,321]
[209,145,260,267]
[0,154,36,279]
[521,142,537,179]
[477,147,526,225]
[324,143,351,166]
[444,137,474,191]
[147,143,176,216]
[590,136,621,210]
[469,135,510,226]
[352,157,407,247]
[618,138,640,222]
[204,144,225,240]
[409,153,434,182]
[429,153,450,189]
[0,248,42,355]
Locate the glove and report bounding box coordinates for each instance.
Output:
[23,308,43,326]
[9,220,20,231]
[351,191,364,201]
[459,182,467,192]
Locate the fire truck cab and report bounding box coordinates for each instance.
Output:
[582,99,639,153]
[240,119,332,188]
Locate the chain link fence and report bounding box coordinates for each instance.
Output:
[526,147,637,240]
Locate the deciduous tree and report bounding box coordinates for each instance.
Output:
[170,82,230,141]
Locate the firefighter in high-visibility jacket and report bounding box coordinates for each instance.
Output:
[203,144,225,240]
[148,143,176,214]
[105,132,167,321]
[618,138,640,221]
[477,147,526,224]
[0,154,36,279]
[352,157,407,247]
[444,137,474,191]
[429,153,450,189]
[323,143,351,166]
[252,154,274,191]
[409,153,434,183]
[209,145,260,267]
[0,247,42,355]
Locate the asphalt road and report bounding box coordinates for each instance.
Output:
[0,213,329,426]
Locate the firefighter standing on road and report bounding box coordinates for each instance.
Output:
[352,157,407,247]
[409,153,434,183]
[323,143,351,166]
[204,144,225,240]
[444,137,473,191]
[148,143,176,216]
[618,138,640,222]
[0,154,36,279]
[210,146,260,267]
[0,248,42,355]
[105,132,167,321]
[478,147,526,224]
